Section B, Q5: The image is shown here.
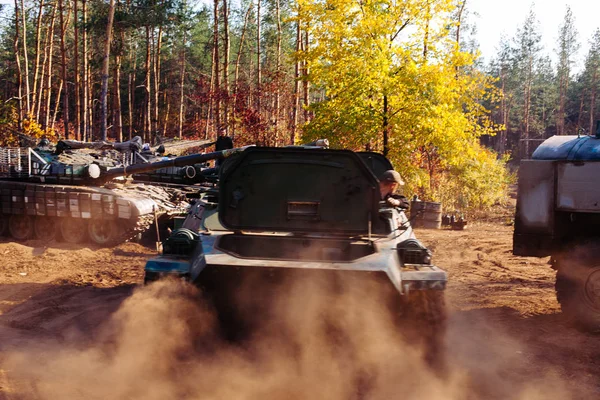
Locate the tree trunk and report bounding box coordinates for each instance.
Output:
[557,67,571,136]
[178,31,186,139]
[302,30,310,122]
[13,0,23,128]
[256,0,261,116]
[455,0,466,44]
[291,20,301,145]
[222,0,230,134]
[128,35,136,139]
[51,80,63,130]
[558,76,566,135]
[153,25,163,142]
[58,0,69,138]
[144,26,151,142]
[82,0,88,140]
[213,0,220,135]
[590,68,597,132]
[87,65,93,139]
[113,52,123,142]
[43,2,58,131]
[498,68,507,154]
[577,90,585,132]
[21,0,31,116]
[274,0,282,142]
[383,94,389,156]
[73,0,80,139]
[232,2,251,137]
[163,93,170,136]
[32,0,45,120]
[205,31,216,139]
[423,3,430,59]
[38,2,56,126]
[100,0,116,141]
[523,56,532,157]
[149,28,155,139]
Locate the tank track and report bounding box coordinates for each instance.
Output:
[114,213,156,246]
[0,181,189,246]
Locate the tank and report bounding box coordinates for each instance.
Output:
[144,147,448,369]
[0,139,250,246]
[514,125,600,331]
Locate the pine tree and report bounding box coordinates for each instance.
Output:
[582,29,600,132]
[556,6,579,135]
[514,8,542,156]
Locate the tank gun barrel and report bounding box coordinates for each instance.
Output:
[100,145,253,179]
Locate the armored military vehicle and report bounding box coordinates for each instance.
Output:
[0,140,249,246]
[514,125,600,331]
[145,146,447,367]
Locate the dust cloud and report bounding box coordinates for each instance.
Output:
[4,278,572,400]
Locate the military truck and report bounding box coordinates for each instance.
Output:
[0,141,249,246]
[145,146,447,367]
[514,127,600,331]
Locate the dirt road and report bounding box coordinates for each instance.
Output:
[0,214,598,399]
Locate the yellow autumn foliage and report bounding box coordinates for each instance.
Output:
[0,103,58,147]
[296,0,512,209]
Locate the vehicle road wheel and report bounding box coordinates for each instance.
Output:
[60,218,88,244]
[8,215,34,240]
[34,217,57,240]
[555,243,600,332]
[88,220,120,246]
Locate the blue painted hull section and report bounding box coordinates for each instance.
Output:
[533,135,600,161]
[145,259,191,274]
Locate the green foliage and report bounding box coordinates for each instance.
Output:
[556,6,580,80]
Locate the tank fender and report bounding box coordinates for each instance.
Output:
[144,228,207,282]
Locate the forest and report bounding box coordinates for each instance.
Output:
[0,0,597,209]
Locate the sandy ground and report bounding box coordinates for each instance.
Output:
[0,208,598,399]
